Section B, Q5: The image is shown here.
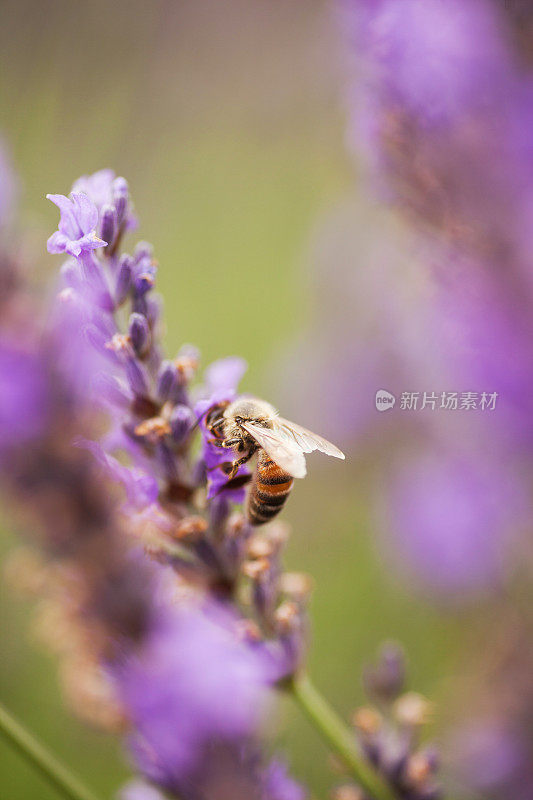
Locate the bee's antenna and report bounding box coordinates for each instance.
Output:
[191,403,225,433]
[191,408,208,432]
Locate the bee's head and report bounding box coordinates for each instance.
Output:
[224,397,276,426]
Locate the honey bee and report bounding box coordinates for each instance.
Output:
[206,397,345,525]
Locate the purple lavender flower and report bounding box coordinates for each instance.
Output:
[195,356,250,501]
[41,168,311,800]
[203,356,248,398]
[72,168,137,232]
[46,192,107,257]
[115,601,272,790]
[72,169,117,210]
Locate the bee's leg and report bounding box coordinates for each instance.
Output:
[222,450,255,480]
[208,436,242,449]
[216,472,252,495]
[221,438,244,450]
[206,417,225,435]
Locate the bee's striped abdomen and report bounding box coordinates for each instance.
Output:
[246,451,293,525]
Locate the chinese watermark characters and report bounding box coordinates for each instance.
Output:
[398,391,498,411]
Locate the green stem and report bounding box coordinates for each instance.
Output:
[288,673,397,800]
[0,702,102,800]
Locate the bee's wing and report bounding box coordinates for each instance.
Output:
[241,420,307,479]
[276,417,345,460]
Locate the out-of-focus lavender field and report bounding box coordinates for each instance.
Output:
[1,2,532,800]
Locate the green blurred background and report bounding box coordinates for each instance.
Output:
[0,1,468,797]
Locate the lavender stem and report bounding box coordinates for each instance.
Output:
[0,702,102,800]
[288,673,397,800]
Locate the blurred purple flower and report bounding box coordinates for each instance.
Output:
[115,601,272,790]
[320,0,533,601]
[46,192,106,257]
[76,438,159,512]
[262,759,306,800]
[118,781,166,800]
[344,0,533,267]
[348,0,508,122]
[384,450,525,596]
[433,259,533,448]
[453,722,532,800]
[204,356,247,397]
[51,284,118,399]
[0,138,20,227]
[0,338,48,454]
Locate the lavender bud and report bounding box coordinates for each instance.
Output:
[364,642,406,702]
[132,295,148,318]
[170,404,195,443]
[100,204,117,250]
[145,294,162,327]
[128,313,151,357]
[133,240,153,262]
[422,747,440,773]
[156,360,178,403]
[134,267,156,297]
[191,457,207,486]
[210,495,230,531]
[383,748,408,783]
[157,441,178,482]
[126,358,150,398]
[115,255,133,305]
[112,177,129,223]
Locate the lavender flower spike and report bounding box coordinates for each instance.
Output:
[46,192,106,257]
[115,602,272,791]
